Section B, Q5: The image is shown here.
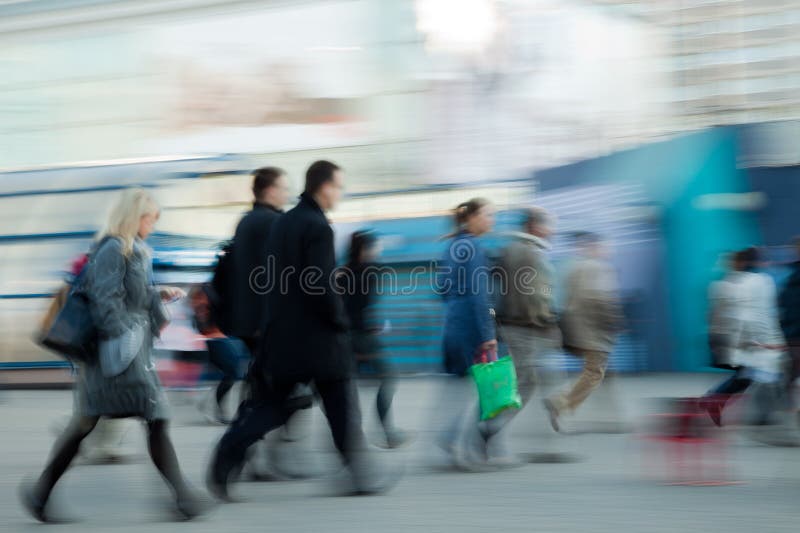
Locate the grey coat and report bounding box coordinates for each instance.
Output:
[560,257,623,354]
[496,232,559,339]
[75,237,170,420]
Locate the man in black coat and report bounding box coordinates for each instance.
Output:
[208,160,398,499]
[203,168,287,423]
[225,167,288,354]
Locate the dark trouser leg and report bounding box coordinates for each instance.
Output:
[146,419,190,500]
[211,383,293,481]
[240,336,260,358]
[35,415,100,502]
[216,380,234,406]
[207,338,245,407]
[238,337,262,403]
[376,377,396,436]
[372,358,397,437]
[710,368,752,402]
[315,379,367,464]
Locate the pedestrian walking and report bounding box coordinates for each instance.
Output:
[435,198,498,469]
[341,230,410,448]
[703,248,788,427]
[490,207,561,459]
[544,231,623,431]
[217,166,288,355]
[188,284,247,424]
[701,251,750,425]
[20,188,205,522]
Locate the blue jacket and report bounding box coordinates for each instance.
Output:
[438,232,495,375]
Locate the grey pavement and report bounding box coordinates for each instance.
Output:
[1,374,799,533]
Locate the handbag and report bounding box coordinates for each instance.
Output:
[38,282,98,364]
[470,351,522,420]
[37,236,114,364]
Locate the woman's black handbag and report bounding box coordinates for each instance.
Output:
[38,282,98,364]
[37,237,113,364]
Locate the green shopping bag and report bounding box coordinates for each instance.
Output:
[470,354,522,420]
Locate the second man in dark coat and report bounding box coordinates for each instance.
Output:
[226,167,288,354]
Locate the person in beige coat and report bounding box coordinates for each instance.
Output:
[545,231,623,431]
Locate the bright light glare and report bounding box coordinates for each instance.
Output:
[414,0,499,54]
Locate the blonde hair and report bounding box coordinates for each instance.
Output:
[97,188,160,256]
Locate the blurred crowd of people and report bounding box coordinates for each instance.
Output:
[19,161,800,523]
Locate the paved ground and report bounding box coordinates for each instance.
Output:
[2,374,799,533]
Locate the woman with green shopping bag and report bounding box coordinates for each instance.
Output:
[434,198,504,470]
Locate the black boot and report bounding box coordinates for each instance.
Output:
[19,480,48,523]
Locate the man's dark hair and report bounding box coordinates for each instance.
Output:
[737,246,760,270]
[252,167,285,200]
[523,206,549,231]
[304,160,341,195]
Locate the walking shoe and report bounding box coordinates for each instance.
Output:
[175,492,213,521]
[348,453,404,495]
[543,399,561,433]
[700,397,723,427]
[206,455,235,502]
[382,429,414,449]
[203,401,231,425]
[198,391,231,425]
[19,481,48,523]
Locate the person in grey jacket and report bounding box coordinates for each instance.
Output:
[21,189,204,522]
[491,207,561,455]
[544,231,623,431]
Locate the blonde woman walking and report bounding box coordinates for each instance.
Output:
[21,188,205,522]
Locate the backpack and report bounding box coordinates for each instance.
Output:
[209,240,234,334]
[188,283,225,336]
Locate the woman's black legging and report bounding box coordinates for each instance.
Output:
[34,416,189,504]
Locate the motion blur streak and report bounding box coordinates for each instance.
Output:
[2,1,800,532]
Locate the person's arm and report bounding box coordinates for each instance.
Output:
[524,246,557,326]
[467,248,496,353]
[87,239,133,339]
[304,223,349,331]
[585,262,624,332]
[147,286,170,336]
[435,253,452,301]
[362,267,383,332]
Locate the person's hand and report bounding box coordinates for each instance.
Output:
[478,339,498,354]
[159,286,186,302]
